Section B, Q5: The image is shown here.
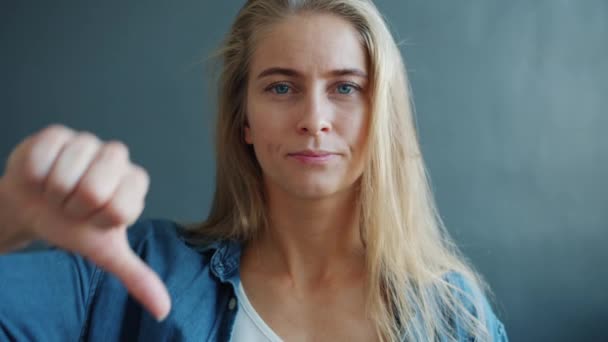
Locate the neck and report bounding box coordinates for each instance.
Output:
[244,180,366,290]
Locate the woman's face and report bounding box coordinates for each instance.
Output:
[245,13,370,200]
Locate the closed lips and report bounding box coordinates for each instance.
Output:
[288,150,336,157]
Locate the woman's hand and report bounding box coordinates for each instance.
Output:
[0,124,171,321]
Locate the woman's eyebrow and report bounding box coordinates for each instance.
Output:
[328,68,368,79]
[256,67,368,79]
[257,67,301,79]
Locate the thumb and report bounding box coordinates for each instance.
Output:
[91,234,172,321]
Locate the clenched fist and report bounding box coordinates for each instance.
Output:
[0,124,171,321]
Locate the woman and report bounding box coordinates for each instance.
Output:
[0,0,508,341]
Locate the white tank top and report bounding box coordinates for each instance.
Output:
[231,282,284,342]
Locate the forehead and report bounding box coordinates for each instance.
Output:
[249,13,368,75]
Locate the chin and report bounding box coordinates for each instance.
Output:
[265,171,357,200]
[288,180,351,200]
[292,187,337,200]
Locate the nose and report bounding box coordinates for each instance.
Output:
[296,91,332,136]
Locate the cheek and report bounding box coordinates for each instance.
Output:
[338,105,369,151]
[247,117,283,146]
[247,97,287,136]
[246,117,285,165]
[246,99,297,150]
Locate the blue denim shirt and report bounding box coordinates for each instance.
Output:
[0,219,508,341]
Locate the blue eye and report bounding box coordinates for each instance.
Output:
[337,84,355,95]
[271,84,290,94]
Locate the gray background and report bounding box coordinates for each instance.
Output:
[1,1,606,341]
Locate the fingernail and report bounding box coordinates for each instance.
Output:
[155,309,170,322]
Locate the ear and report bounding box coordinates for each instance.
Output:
[244,124,253,144]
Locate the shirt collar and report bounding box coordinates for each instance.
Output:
[186,238,243,284]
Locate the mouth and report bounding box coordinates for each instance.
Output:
[287,150,338,164]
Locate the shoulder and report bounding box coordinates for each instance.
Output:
[123,218,218,277]
[125,218,184,246]
[442,271,509,341]
[125,218,217,257]
[124,218,240,280]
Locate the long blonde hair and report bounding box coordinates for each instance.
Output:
[183,0,494,340]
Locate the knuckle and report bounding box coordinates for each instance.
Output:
[36,125,73,147]
[61,134,101,164]
[73,132,101,148]
[40,124,72,139]
[125,201,144,222]
[110,190,145,224]
[129,197,145,215]
[132,165,150,187]
[76,180,110,208]
[106,203,131,224]
[103,141,129,161]
[25,128,72,178]
[46,176,74,197]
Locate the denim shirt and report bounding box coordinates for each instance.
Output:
[0,219,508,341]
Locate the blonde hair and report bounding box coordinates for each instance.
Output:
[183,0,494,340]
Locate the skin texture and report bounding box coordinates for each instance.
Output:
[241,13,377,341]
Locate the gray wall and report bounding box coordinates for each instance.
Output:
[1,1,606,341]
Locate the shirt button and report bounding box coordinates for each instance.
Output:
[228,297,236,310]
